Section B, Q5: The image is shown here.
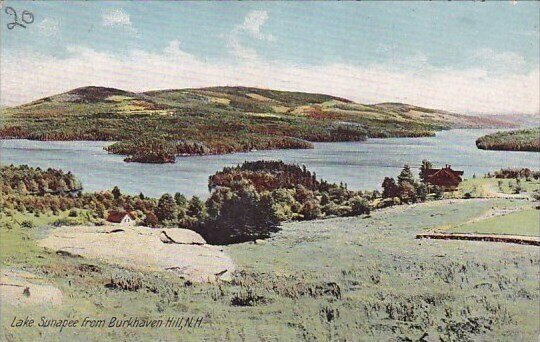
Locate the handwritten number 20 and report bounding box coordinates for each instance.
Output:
[5,6,34,30]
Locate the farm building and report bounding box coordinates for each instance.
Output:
[106,211,136,226]
[424,165,464,191]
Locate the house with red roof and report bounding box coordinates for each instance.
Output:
[424,165,464,191]
[106,211,136,226]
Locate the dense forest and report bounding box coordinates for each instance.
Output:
[2,161,447,244]
[2,86,513,163]
[1,164,82,195]
[476,128,540,152]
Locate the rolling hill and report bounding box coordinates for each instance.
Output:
[2,86,514,163]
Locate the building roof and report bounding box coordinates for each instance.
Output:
[425,165,464,187]
[424,165,464,178]
[106,211,135,223]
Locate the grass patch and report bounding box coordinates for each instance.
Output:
[457,178,540,198]
[448,209,540,237]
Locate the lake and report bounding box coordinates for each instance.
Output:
[1,129,539,198]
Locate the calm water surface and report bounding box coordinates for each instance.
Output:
[2,129,539,198]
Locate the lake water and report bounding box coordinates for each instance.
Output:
[1,129,539,198]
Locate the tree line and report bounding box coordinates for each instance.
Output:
[476,128,540,152]
[2,160,448,245]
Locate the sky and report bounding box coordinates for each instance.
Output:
[1,1,539,115]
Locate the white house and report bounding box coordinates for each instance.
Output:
[106,212,136,226]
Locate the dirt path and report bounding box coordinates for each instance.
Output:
[417,232,540,246]
[482,183,530,199]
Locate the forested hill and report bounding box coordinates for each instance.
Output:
[2,86,514,163]
[476,128,540,152]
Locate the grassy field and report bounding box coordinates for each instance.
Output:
[447,209,540,237]
[1,197,539,341]
[455,177,540,198]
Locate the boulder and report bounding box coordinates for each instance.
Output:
[159,229,206,245]
[39,225,235,282]
[0,270,62,307]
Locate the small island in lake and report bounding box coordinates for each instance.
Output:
[1,86,513,163]
[476,127,540,152]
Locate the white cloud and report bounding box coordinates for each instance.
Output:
[227,35,258,60]
[36,18,59,37]
[101,8,135,32]
[1,42,538,115]
[239,10,275,42]
[472,48,527,73]
[227,10,275,59]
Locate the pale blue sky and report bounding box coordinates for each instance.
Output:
[3,2,538,68]
[1,1,539,114]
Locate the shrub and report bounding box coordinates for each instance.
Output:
[20,220,34,229]
[230,290,267,307]
[434,186,444,199]
[52,217,79,227]
[349,197,371,215]
[300,199,322,220]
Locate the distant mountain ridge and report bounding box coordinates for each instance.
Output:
[2,85,516,163]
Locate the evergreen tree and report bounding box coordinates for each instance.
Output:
[382,177,399,198]
[397,165,415,186]
[419,160,433,183]
[187,196,206,221]
[174,192,188,207]
[415,183,428,202]
[156,193,177,221]
[112,186,122,200]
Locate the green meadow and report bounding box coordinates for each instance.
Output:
[2,197,538,341]
[447,209,539,237]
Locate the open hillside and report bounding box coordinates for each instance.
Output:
[2,86,513,163]
[476,128,540,152]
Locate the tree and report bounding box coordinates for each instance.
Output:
[17,181,28,195]
[156,193,176,222]
[27,179,39,193]
[415,183,428,202]
[174,192,188,207]
[419,160,433,183]
[112,186,122,200]
[350,196,371,215]
[56,179,68,193]
[139,192,145,200]
[382,177,399,198]
[187,196,206,221]
[203,183,280,244]
[399,181,417,203]
[143,211,159,227]
[320,193,330,206]
[95,203,106,219]
[300,199,321,220]
[398,165,415,186]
